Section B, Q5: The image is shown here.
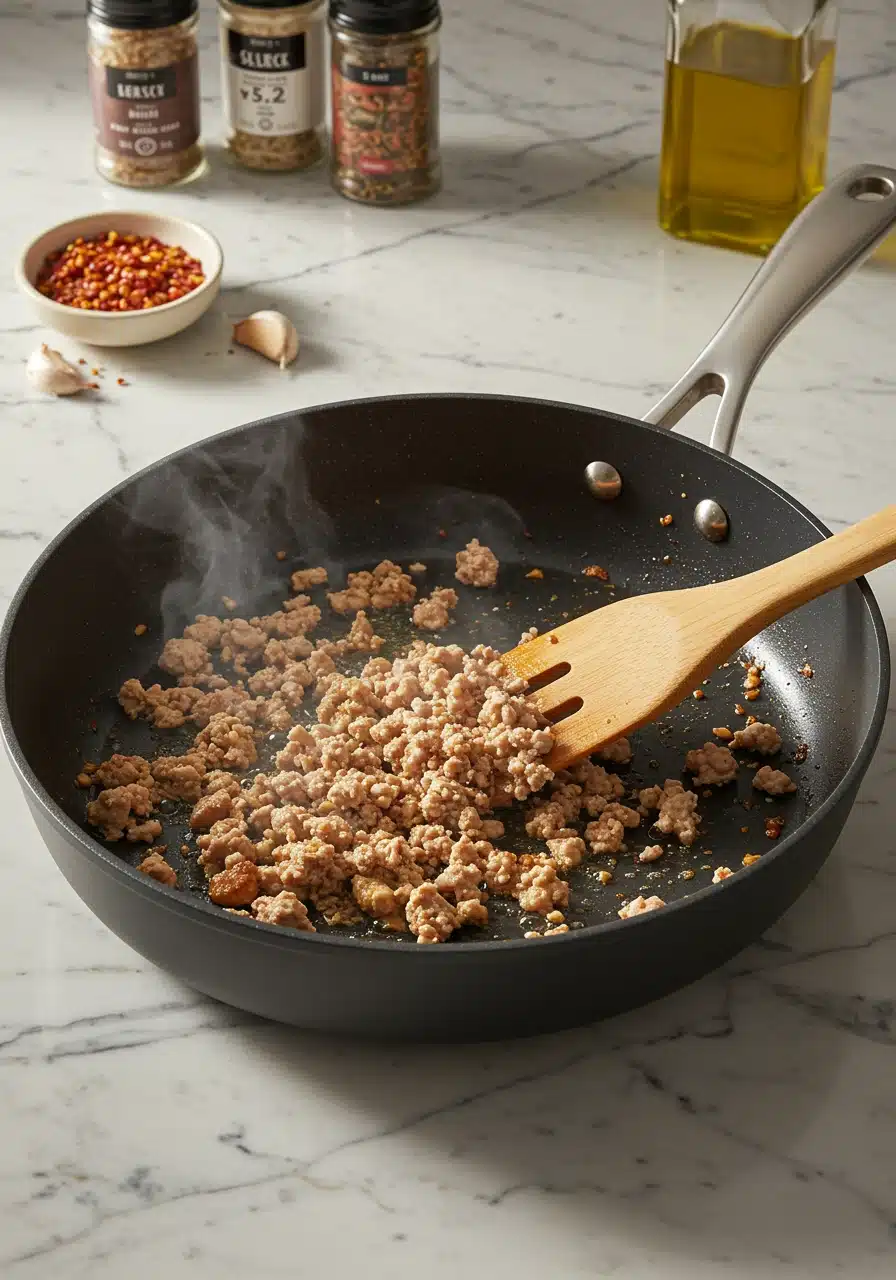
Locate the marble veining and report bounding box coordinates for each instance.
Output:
[1,1,895,1275]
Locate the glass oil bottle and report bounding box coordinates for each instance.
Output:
[659,1,839,255]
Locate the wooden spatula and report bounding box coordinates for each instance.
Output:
[503,506,896,770]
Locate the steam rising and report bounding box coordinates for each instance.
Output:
[119,420,531,651]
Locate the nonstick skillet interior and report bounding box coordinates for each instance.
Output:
[1,394,886,947]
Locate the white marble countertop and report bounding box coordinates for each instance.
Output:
[2,1,895,1276]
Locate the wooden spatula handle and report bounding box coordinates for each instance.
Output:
[719,505,896,639]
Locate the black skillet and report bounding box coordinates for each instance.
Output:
[2,166,894,1042]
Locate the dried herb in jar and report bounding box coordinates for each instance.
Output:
[329,0,441,206]
[219,0,325,172]
[87,0,204,189]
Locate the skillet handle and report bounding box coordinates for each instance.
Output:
[643,163,896,455]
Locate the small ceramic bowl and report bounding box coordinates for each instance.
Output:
[16,210,223,348]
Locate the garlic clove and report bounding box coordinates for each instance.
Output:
[232,310,299,370]
[26,343,89,396]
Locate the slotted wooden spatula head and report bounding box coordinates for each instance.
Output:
[503,589,728,771]
[503,505,896,771]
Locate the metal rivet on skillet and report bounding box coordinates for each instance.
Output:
[585,461,622,500]
[694,498,729,542]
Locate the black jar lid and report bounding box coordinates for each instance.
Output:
[329,0,441,36]
[218,1,318,8]
[87,0,198,29]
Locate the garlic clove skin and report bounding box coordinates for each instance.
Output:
[232,310,299,370]
[26,343,89,396]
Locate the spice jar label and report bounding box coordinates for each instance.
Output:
[89,58,200,158]
[332,56,438,177]
[225,29,323,137]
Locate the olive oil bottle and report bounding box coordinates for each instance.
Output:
[659,4,838,256]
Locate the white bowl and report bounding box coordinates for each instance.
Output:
[16,211,223,348]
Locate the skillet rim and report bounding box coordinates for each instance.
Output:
[0,391,889,958]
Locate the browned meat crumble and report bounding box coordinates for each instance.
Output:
[82,554,802,940]
[412,587,458,631]
[455,539,499,587]
[138,850,177,886]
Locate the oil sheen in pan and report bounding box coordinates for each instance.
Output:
[83,557,814,944]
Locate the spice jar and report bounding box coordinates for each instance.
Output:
[87,0,203,188]
[659,0,839,255]
[219,0,325,171]
[329,0,441,206]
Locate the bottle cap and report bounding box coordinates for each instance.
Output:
[219,1,318,8]
[87,0,198,29]
[329,0,441,36]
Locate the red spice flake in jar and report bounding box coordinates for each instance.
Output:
[799,663,814,678]
[660,514,674,527]
[36,231,205,313]
[582,565,609,580]
[765,816,785,839]
[526,568,544,580]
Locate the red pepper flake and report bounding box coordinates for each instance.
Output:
[549,634,559,645]
[523,529,533,539]
[734,703,746,716]
[78,357,87,364]
[134,623,147,637]
[582,564,608,580]
[525,568,544,580]
[36,230,205,312]
[799,663,814,678]
[660,514,674,527]
[90,368,100,376]
[692,689,705,700]
[87,382,99,390]
[437,529,447,538]
[765,816,785,840]
[116,377,128,386]
[89,720,97,732]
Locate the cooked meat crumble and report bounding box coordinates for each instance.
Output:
[82,551,803,941]
[731,721,782,754]
[685,742,738,787]
[753,766,797,795]
[412,587,458,631]
[455,539,499,588]
[138,850,177,886]
[618,894,665,919]
[290,566,328,592]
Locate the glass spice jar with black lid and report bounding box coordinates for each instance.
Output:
[219,0,326,172]
[329,0,441,205]
[87,0,204,188]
